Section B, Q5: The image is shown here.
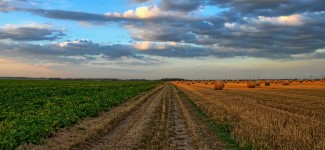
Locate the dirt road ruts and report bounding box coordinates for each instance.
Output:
[19,83,226,150]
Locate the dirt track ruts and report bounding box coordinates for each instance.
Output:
[82,84,167,150]
[169,85,196,149]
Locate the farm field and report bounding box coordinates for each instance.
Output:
[0,80,162,149]
[16,82,229,150]
[174,80,325,149]
[2,79,325,150]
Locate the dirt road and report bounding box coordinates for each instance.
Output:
[19,83,225,150]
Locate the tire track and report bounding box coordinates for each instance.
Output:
[169,85,196,150]
[170,84,226,150]
[136,83,226,150]
[82,84,168,150]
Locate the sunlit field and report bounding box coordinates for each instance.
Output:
[174,80,325,149]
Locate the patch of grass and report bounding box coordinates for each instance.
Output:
[176,87,253,150]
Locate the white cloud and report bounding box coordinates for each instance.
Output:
[224,22,236,28]
[133,41,180,50]
[1,23,55,29]
[105,6,162,19]
[134,41,151,50]
[256,14,304,26]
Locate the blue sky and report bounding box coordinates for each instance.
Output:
[0,0,324,79]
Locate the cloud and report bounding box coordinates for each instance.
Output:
[131,0,151,3]
[208,0,325,16]
[134,41,151,50]
[125,10,325,59]
[160,0,203,12]
[125,22,198,43]
[133,41,177,50]
[25,8,125,23]
[0,0,27,12]
[0,39,173,69]
[0,23,66,41]
[0,39,133,58]
[2,0,325,62]
[254,14,304,26]
[0,39,145,67]
[21,7,197,25]
[121,6,161,19]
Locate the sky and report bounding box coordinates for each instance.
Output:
[0,0,324,79]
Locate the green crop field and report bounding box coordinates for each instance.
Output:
[0,80,163,149]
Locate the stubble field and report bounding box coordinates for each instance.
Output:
[174,80,325,149]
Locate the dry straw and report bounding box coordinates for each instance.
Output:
[247,81,256,88]
[264,81,271,86]
[214,80,224,90]
[282,80,290,86]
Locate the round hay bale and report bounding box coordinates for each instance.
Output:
[247,81,256,88]
[186,82,190,85]
[265,81,271,86]
[282,80,290,86]
[214,80,224,90]
[255,80,261,86]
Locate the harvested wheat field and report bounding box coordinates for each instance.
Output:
[173,80,325,149]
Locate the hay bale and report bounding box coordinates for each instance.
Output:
[214,80,224,90]
[186,82,190,85]
[255,80,261,86]
[282,80,290,86]
[265,81,271,86]
[247,81,256,88]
